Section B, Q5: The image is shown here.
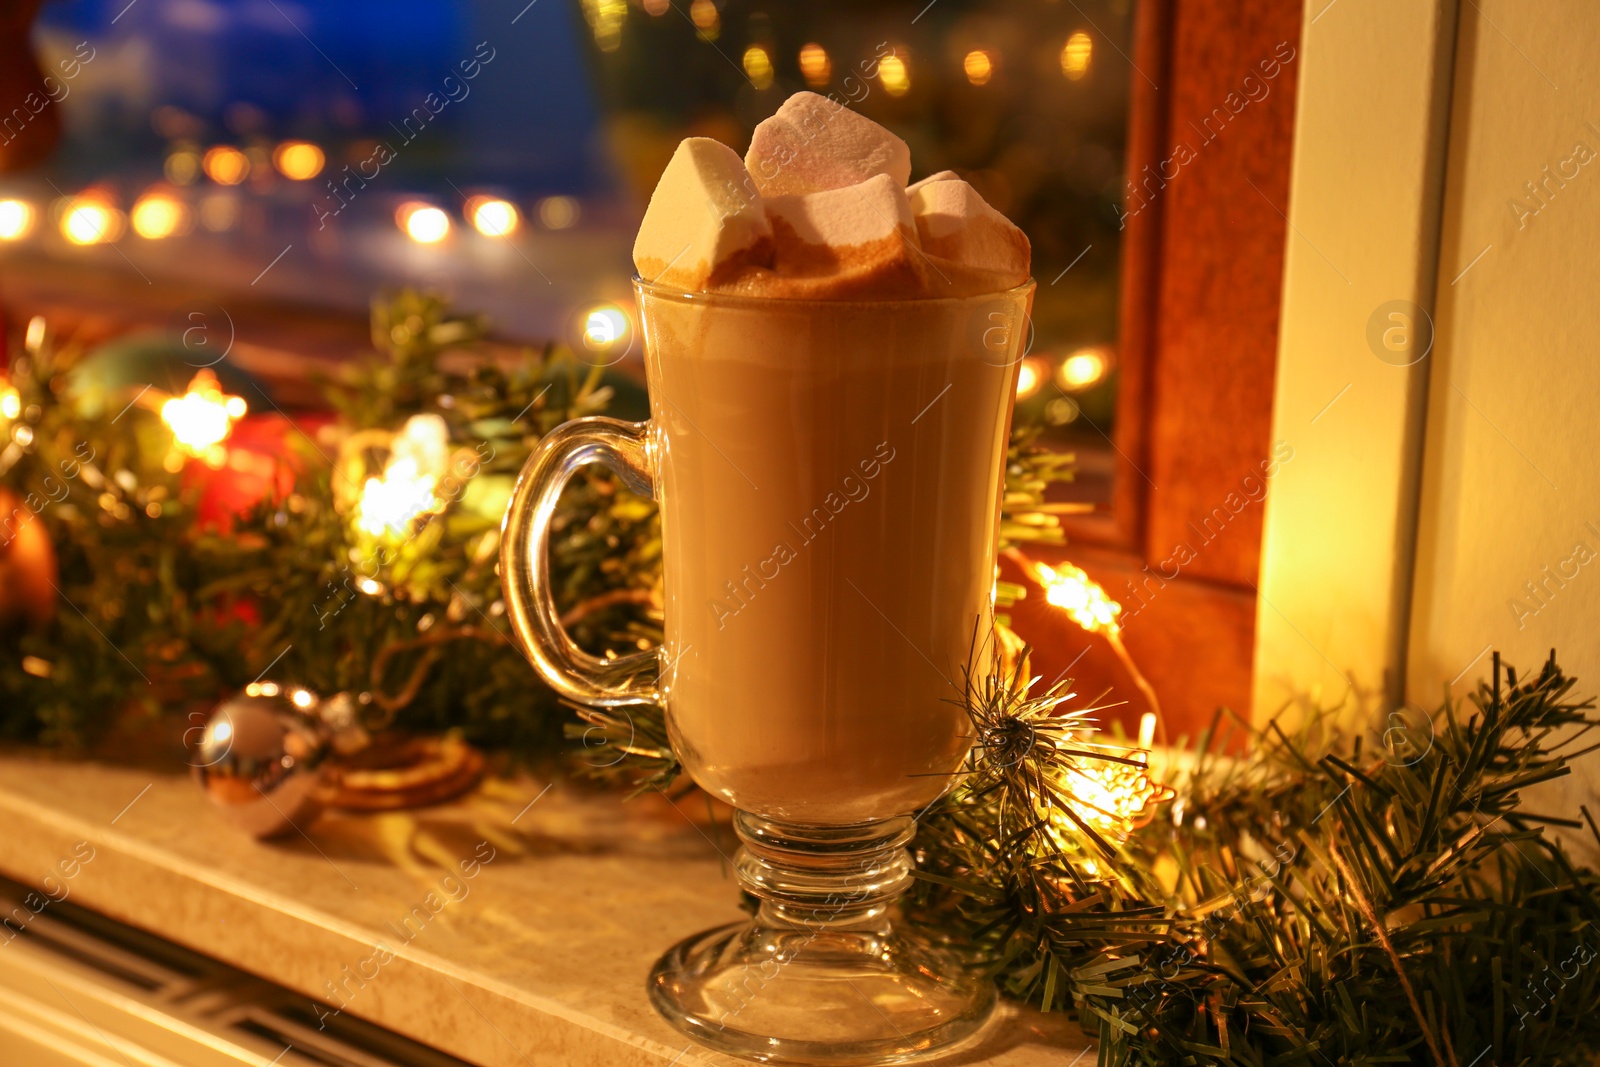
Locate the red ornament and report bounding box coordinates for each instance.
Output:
[186,411,333,530]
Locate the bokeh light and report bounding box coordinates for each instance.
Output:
[273,141,325,181]
[799,43,831,87]
[161,370,246,465]
[690,0,719,38]
[964,50,993,86]
[743,45,774,90]
[1058,347,1110,391]
[0,200,33,240]
[60,197,122,245]
[470,198,520,237]
[585,0,626,51]
[582,304,630,351]
[1061,31,1093,80]
[202,145,250,185]
[879,53,910,96]
[398,203,450,244]
[130,190,191,240]
[1015,357,1045,399]
[538,196,580,229]
[164,147,200,185]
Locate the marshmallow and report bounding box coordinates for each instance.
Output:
[634,137,772,290]
[746,92,912,197]
[910,179,1030,285]
[907,170,960,196]
[764,173,925,297]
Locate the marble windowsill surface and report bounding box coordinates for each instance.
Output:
[0,755,1092,1067]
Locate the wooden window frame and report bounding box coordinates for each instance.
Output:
[1005,0,1304,738]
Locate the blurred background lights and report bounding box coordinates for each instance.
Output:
[161,369,246,464]
[582,304,629,350]
[689,0,719,38]
[799,42,831,87]
[583,0,626,52]
[743,44,775,90]
[60,198,121,245]
[1061,31,1093,80]
[398,203,450,244]
[130,190,190,240]
[198,192,239,232]
[1058,347,1110,391]
[202,145,250,185]
[1046,396,1081,426]
[1015,357,1046,400]
[164,146,201,185]
[964,50,994,86]
[538,195,580,229]
[879,53,910,96]
[470,198,519,237]
[273,140,325,181]
[642,0,669,14]
[0,199,33,240]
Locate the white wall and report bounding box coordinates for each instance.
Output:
[1408,1,1600,744]
[1260,0,1600,818]
[1253,0,1458,721]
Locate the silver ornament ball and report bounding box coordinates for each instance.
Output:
[192,683,333,839]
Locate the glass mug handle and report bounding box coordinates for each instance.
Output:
[500,417,659,706]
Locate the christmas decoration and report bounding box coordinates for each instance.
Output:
[193,683,337,839]
[11,293,1596,1065]
[193,682,485,835]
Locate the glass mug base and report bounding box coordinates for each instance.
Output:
[648,813,997,1064]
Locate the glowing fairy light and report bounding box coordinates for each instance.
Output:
[202,145,250,185]
[799,42,831,87]
[131,190,190,239]
[743,45,774,89]
[1053,742,1171,840]
[1016,357,1047,400]
[355,457,439,537]
[0,199,33,240]
[1004,547,1168,753]
[582,305,629,350]
[879,53,910,96]
[398,203,450,244]
[470,198,519,237]
[1061,31,1093,81]
[964,50,994,86]
[689,0,718,38]
[1032,557,1122,634]
[273,141,325,181]
[161,369,246,465]
[61,197,121,245]
[1058,348,1109,391]
[583,0,627,51]
[354,414,450,538]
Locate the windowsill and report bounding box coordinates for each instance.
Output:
[0,754,1088,1066]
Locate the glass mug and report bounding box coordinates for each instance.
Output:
[502,278,1035,1064]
